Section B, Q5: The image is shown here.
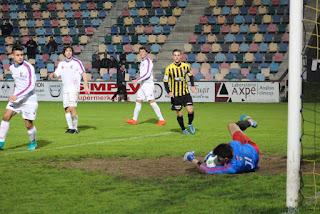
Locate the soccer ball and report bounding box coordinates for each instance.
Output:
[205,155,222,167]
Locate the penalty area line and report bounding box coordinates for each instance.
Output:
[0,132,173,156]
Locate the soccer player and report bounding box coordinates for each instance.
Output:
[183,116,259,174]
[125,47,166,125]
[163,49,197,135]
[49,46,90,134]
[0,43,38,150]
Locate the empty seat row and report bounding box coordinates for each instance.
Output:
[205,5,289,16]
[127,0,187,9]
[189,33,289,43]
[117,16,176,26]
[105,34,167,44]
[122,7,182,17]
[209,0,288,7]
[111,25,171,35]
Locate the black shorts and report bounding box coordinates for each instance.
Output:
[171,94,193,111]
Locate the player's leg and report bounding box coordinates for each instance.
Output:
[176,109,188,134]
[149,100,166,125]
[186,105,195,134]
[64,93,73,133]
[0,109,16,150]
[25,120,37,150]
[122,85,128,101]
[21,101,38,150]
[111,86,120,101]
[125,86,144,124]
[66,92,79,133]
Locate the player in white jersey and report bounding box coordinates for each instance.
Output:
[50,46,90,134]
[125,47,166,125]
[0,43,38,150]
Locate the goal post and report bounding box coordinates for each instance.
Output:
[286,0,303,209]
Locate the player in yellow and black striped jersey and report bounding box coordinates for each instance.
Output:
[163,49,198,135]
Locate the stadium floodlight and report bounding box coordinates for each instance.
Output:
[286,0,303,209]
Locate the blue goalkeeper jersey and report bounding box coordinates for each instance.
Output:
[200,140,259,174]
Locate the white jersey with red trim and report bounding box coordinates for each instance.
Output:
[10,60,37,103]
[137,57,154,85]
[54,57,85,93]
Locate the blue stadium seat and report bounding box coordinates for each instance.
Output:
[151,16,159,25]
[270,63,279,72]
[37,28,45,36]
[235,15,244,24]
[18,4,25,11]
[279,43,288,52]
[240,25,249,34]
[263,0,271,6]
[244,15,252,24]
[136,0,144,8]
[84,19,92,27]
[231,69,240,75]
[191,63,201,69]
[163,25,171,34]
[92,18,100,27]
[44,19,51,28]
[259,24,268,33]
[50,54,58,61]
[215,53,225,62]
[47,63,55,73]
[131,8,139,17]
[13,28,20,37]
[240,43,249,52]
[70,28,77,36]
[38,37,46,45]
[246,73,255,81]
[154,25,162,34]
[222,6,230,15]
[82,10,90,19]
[259,43,268,52]
[122,35,130,44]
[235,34,244,43]
[134,17,142,25]
[64,2,72,10]
[127,53,136,63]
[11,12,18,19]
[80,2,88,10]
[240,6,248,15]
[139,35,148,44]
[198,34,207,43]
[66,11,74,19]
[156,8,164,16]
[99,10,106,19]
[208,16,217,24]
[128,68,136,78]
[187,53,196,63]
[225,34,234,43]
[256,73,265,81]
[254,53,264,62]
[179,0,187,7]
[103,73,110,81]
[264,33,273,43]
[107,45,115,53]
[211,63,220,69]
[273,15,281,24]
[111,26,119,35]
[226,53,235,62]
[55,36,63,45]
[260,63,269,68]
[195,73,204,81]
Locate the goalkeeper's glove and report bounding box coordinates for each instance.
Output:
[184,151,195,162]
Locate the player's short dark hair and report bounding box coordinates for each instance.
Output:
[172,49,181,54]
[63,45,74,55]
[12,41,24,53]
[213,143,233,160]
[139,46,147,52]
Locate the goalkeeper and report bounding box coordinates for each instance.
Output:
[183,116,260,174]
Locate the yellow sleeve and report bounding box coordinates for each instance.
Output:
[186,64,192,77]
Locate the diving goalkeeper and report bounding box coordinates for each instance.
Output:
[183,115,260,174]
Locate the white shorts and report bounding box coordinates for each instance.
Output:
[6,99,38,121]
[136,83,155,101]
[63,92,79,108]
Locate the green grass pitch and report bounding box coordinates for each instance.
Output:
[0,101,318,213]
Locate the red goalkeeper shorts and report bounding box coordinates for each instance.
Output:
[232,131,260,155]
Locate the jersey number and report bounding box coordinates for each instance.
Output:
[244,157,253,169]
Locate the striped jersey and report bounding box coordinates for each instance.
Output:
[163,62,192,97]
[54,57,85,93]
[136,57,153,84]
[200,140,259,174]
[10,60,37,103]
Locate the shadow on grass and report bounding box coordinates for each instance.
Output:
[6,140,52,150]
[78,125,97,132]
[138,118,158,125]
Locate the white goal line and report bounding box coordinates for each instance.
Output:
[0,132,173,157]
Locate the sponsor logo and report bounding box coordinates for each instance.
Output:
[49,84,62,97]
[1,82,10,96]
[80,83,140,95]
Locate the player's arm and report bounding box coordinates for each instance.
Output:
[187,155,237,174]
[11,64,36,102]
[163,67,173,98]
[78,61,90,95]
[186,65,197,95]
[49,62,61,79]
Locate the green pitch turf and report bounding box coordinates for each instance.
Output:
[0,101,318,213]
